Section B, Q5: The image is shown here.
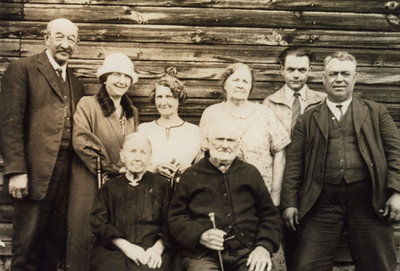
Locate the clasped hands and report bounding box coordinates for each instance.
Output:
[156,159,183,179]
[114,238,164,269]
[200,229,272,271]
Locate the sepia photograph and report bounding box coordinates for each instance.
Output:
[0,1,400,270]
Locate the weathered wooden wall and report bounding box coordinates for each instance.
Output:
[1,0,400,270]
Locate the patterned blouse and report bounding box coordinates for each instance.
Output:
[199,102,290,191]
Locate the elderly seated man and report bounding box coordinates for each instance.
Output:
[90,132,171,271]
[168,121,282,271]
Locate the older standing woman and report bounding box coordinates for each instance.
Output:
[67,53,140,271]
[199,63,290,271]
[138,69,200,181]
[200,63,290,205]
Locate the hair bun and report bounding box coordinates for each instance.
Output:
[165,66,177,77]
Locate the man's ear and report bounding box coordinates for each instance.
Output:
[280,65,285,76]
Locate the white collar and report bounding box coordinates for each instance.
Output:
[326,97,352,109]
[284,84,307,103]
[46,50,67,79]
[326,97,353,120]
[125,171,145,187]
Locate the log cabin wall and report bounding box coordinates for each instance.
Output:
[0,0,400,270]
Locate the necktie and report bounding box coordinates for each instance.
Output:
[291,92,301,131]
[56,68,64,81]
[336,104,343,121]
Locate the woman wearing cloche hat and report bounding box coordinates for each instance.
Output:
[66,53,140,271]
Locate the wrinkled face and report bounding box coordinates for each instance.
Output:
[45,20,78,66]
[208,124,240,163]
[282,55,311,92]
[120,139,151,174]
[154,85,179,118]
[323,59,356,103]
[105,72,132,99]
[224,67,252,102]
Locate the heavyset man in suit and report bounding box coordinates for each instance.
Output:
[0,18,84,270]
[281,51,400,271]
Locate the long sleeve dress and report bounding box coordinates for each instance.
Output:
[67,88,139,271]
[90,173,171,271]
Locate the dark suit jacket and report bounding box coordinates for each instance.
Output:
[0,51,84,200]
[281,97,400,219]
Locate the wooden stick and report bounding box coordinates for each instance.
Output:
[208,212,225,271]
[96,157,102,189]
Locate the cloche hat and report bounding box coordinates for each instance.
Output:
[96,53,138,84]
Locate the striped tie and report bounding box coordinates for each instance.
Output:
[336,104,343,121]
[56,68,64,81]
[291,92,301,131]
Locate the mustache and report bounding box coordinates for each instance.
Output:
[56,48,72,54]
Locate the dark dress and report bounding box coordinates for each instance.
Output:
[90,172,171,271]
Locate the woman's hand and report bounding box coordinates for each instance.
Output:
[145,240,164,269]
[156,159,182,179]
[112,238,149,266]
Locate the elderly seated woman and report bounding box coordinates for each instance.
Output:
[90,132,171,271]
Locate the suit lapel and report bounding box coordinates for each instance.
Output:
[352,97,367,136]
[36,51,63,100]
[67,68,80,112]
[313,102,329,141]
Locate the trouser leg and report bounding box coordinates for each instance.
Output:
[282,226,296,271]
[182,254,220,271]
[345,181,397,271]
[291,184,346,271]
[11,149,72,271]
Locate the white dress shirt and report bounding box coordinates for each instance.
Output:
[284,85,307,114]
[326,98,352,121]
[46,50,67,81]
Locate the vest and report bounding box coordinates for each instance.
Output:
[324,105,369,184]
[56,70,73,150]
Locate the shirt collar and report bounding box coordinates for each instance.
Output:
[284,84,307,103]
[46,50,67,74]
[326,97,352,120]
[125,171,145,187]
[326,97,352,111]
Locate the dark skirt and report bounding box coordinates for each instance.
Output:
[90,245,171,271]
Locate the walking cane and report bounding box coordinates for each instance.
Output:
[96,156,102,189]
[208,212,225,271]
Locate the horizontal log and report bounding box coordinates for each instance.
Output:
[0,3,23,20]
[18,4,400,31]
[0,205,13,223]
[0,39,20,57]
[2,58,400,86]
[0,224,12,240]
[19,0,400,14]
[2,21,400,49]
[13,39,400,67]
[0,241,11,257]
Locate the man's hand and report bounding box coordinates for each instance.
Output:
[145,240,164,269]
[8,173,28,199]
[199,228,226,251]
[283,207,299,231]
[113,238,148,266]
[246,246,272,271]
[383,192,400,221]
